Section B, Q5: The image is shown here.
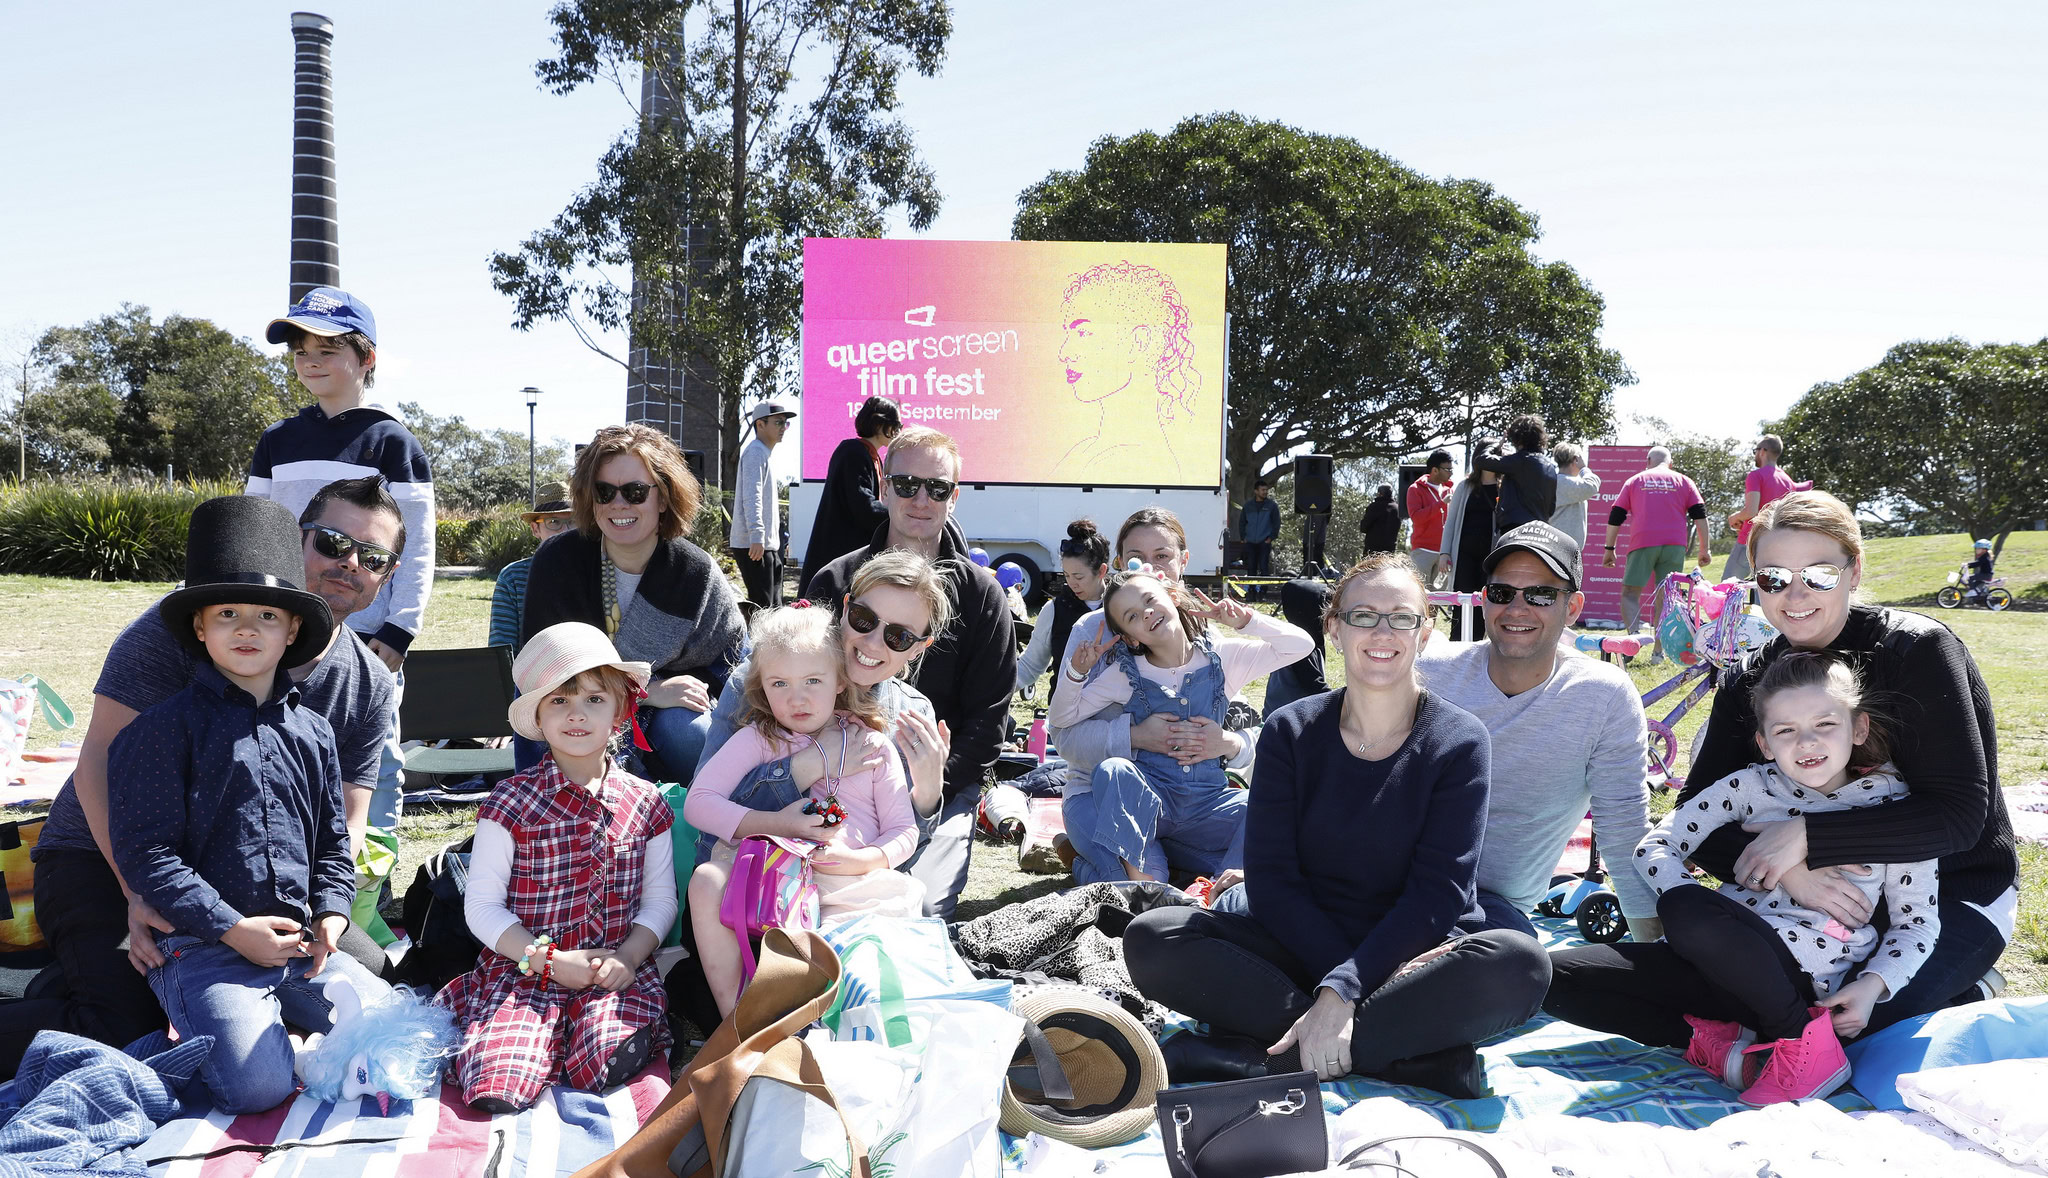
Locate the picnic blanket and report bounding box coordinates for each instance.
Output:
[137,1062,669,1178]
[1002,915,1881,1174]
[2004,781,2048,846]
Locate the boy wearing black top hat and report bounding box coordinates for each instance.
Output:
[105,496,390,1113]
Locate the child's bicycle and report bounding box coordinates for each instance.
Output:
[1938,563,2013,611]
[1634,570,1778,788]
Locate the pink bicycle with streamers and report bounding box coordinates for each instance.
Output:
[1634,571,1779,786]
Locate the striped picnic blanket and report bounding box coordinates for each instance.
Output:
[1003,916,1876,1171]
[138,1062,669,1178]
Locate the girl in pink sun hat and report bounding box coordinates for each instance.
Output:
[438,622,676,1113]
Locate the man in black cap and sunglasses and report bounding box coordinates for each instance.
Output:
[0,478,405,1078]
[1415,522,1661,941]
[805,425,1015,919]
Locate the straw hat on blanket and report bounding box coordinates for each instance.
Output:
[1001,986,1168,1148]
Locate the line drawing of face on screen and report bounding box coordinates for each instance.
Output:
[1052,261,1202,483]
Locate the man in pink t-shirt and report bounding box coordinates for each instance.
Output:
[1405,449,1455,586]
[1724,434,1811,580]
[1601,446,1709,637]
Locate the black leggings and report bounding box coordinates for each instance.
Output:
[1547,889,2005,1048]
[1545,886,1816,1047]
[1124,906,1550,1072]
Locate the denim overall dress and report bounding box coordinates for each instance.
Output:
[1064,639,1247,884]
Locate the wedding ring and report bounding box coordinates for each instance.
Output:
[1750,875,1765,886]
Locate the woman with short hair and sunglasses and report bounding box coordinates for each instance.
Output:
[1547,491,2016,1039]
[1123,552,1551,1099]
[521,424,749,784]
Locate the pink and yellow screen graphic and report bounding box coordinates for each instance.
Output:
[801,238,1227,487]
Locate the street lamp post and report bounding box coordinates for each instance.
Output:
[522,386,543,504]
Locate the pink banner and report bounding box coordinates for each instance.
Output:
[1582,445,1651,626]
[801,238,1228,487]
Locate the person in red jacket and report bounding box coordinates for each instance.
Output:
[1405,450,1455,587]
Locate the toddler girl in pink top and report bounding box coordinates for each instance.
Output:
[684,602,920,1014]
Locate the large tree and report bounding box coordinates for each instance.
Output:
[490,0,950,488]
[1771,338,2048,554]
[1013,113,1632,506]
[9,306,292,479]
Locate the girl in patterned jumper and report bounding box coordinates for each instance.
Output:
[1634,652,1938,1106]
[440,622,676,1113]
[686,603,922,1016]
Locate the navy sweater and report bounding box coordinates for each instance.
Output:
[1244,689,1490,1002]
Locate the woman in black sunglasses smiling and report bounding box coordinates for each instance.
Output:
[521,424,749,786]
[1548,490,2015,1041]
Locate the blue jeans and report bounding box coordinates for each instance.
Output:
[1475,889,1537,937]
[1062,759,1245,884]
[149,933,388,1113]
[1874,898,2006,1032]
[638,705,712,786]
[693,757,804,863]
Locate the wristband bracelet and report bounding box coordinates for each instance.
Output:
[518,933,552,975]
[1065,665,1089,683]
[541,943,556,987]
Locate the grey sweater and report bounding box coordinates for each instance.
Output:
[1418,640,1659,920]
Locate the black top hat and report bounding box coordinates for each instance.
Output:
[159,497,335,668]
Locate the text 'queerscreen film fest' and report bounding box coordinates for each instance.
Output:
[802,238,1228,488]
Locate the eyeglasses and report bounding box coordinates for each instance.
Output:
[1336,608,1425,631]
[593,480,654,505]
[886,474,956,502]
[538,517,571,534]
[301,524,397,575]
[1755,564,1843,594]
[1484,583,1565,608]
[846,599,930,653]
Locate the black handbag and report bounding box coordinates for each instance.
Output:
[1155,1070,1328,1178]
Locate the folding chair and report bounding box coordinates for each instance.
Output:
[398,646,518,786]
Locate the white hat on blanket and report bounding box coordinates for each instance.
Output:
[508,622,651,741]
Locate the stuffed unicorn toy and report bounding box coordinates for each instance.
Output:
[294,976,459,1113]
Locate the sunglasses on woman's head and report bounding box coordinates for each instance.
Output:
[301,523,397,575]
[886,474,956,502]
[1755,564,1843,594]
[1483,583,1564,608]
[1336,608,1425,631]
[846,599,930,652]
[593,480,654,505]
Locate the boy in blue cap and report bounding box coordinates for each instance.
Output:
[108,496,391,1113]
[250,287,435,676]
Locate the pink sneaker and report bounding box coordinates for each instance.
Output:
[1739,1007,1850,1106]
[1682,1014,1758,1088]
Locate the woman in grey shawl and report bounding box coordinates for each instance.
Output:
[521,423,748,783]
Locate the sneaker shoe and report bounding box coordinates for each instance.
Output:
[1682,1014,1758,1089]
[1739,1007,1851,1106]
[1976,966,2008,1002]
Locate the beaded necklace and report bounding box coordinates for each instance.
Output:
[800,716,852,826]
[600,548,622,637]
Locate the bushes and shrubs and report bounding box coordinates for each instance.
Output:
[0,478,240,580]
[434,513,539,576]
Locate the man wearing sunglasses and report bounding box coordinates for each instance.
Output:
[3,478,405,1077]
[804,427,1015,919]
[1417,522,1661,941]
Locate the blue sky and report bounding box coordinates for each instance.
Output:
[4,2,2043,476]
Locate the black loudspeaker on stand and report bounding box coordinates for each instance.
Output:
[1293,455,1333,515]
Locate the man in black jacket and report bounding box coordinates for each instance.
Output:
[805,426,1015,919]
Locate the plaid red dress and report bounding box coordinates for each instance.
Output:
[439,756,673,1108]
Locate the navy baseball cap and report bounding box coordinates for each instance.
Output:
[266,287,377,347]
[1484,521,1583,590]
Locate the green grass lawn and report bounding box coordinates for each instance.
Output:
[7,540,2048,996]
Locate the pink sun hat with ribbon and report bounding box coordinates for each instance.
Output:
[508,622,652,741]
